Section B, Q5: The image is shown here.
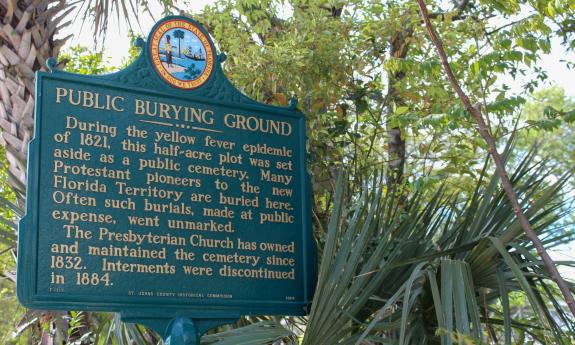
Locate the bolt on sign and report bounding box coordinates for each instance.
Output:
[17,16,316,344]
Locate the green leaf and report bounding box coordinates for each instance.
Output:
[395,106,410,115]
[201,321,294,345]
[563,109,575,123]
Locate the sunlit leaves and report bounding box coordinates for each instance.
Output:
[60,46,116,75]
[514,87,575,184]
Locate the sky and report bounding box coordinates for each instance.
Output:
[60,1,575,99]
[62,1,211,64]
[537,39,574,96]
[58,2,575,278]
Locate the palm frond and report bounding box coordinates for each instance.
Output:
[201,320,295,344]
[205,146,573,344]
[72,0,175,38]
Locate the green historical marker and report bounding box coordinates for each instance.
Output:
[17,16,316,344]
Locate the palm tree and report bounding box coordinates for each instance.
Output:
[173,29,184,58]
[0,0,168,204]
[0,8,71,339]
[203,149,575,344]
[0,0,72,205]
[301,153,575,344]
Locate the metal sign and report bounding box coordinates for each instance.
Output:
[17,16,315,344]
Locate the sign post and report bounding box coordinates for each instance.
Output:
[17,17,315,344]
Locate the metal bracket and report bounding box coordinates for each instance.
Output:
[164,317,239,345]
[121,312,238,345]
[164,317,198,345]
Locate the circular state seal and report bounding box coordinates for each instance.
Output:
[150,19,215,89]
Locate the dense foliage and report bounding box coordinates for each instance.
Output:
[0,0,574,344]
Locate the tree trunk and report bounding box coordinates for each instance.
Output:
[0,0,71,205]
[386,29,412,186]
[1,1,71,340]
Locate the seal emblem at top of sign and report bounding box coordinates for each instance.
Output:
[149,18,215,89]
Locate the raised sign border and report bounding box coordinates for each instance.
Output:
[17,15,316,338]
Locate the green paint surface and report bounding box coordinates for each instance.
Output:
[18,17,315,321]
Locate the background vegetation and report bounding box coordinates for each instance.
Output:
[1,0,575,343]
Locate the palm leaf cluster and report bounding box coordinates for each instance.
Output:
[208,147,574,345]
[303,147,574,344]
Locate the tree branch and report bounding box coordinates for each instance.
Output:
[416,0,575,317]
[485,14,537,36]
